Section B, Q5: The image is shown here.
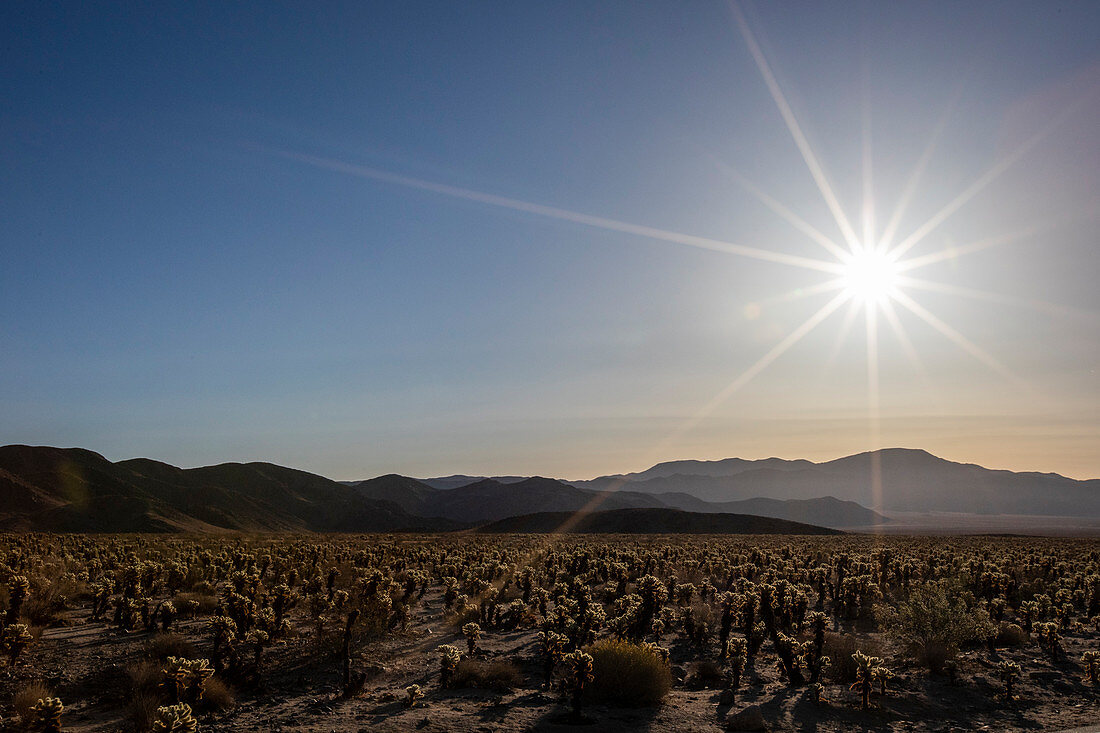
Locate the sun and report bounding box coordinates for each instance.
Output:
[841,249,901,305]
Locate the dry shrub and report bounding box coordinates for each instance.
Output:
[201,676,235,711]
[14,681,52,725]
[686,659,726,689]
[129,690,162,731]
[20,591,68,627]
[173,592,218,615]
[585,639,672,706]
[823,633,882,683]
[145,633,196,661]
[450,658,522,691]
[127,660,163,695]
[996,623,1027,647]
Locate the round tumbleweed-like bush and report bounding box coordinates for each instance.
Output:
[585,639,672,706]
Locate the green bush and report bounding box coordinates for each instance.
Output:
[585,639,671,706]
[876,581,993,673]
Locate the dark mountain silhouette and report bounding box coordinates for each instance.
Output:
[475,507,841,534]
[350,474,886,527]
[570,448,1100,516]
[418,474,529,490]
[652,494,887,527]
[0,445,456,533]
[353,476,671,524]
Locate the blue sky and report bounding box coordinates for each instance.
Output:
[2,1,1098,479]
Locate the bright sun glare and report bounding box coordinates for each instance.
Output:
[841,249,901,304]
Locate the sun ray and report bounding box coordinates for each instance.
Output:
[272,148,843,274]
[897,276,1100,323]
[879,297,944,410]
[889,89,1097,260]
[750,278,845,309]
[655,290,851,451]
[891,290,1018,382]
[729,1,862,253]
[710,158,850,260]
[864,304,884,512]
[878,79,966,251]
[825,298,862,368]
[896,224,1046,273]
[861,70,876,252]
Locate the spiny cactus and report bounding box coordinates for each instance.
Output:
[998,660,1021,701]
[438,644,462,687]
[2,623,33,667]
[850,650,882,710]
[30,696,64,733]
[404,683,423,708]
[563,650,594,720]
[6,575,30,625]
[1083,651,1100,684]
[873,665,893,697]
[462,622,481,655]
[151,703,198,732]
[725,637,747,692]
[162,657,214,704]
[537,630,567,688]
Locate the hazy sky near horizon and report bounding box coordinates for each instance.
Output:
[2,2,1098,481]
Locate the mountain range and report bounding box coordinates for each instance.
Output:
[423,448,1100,517]
[1,444,1097,534]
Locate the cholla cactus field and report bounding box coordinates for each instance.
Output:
[1,535,1100,731]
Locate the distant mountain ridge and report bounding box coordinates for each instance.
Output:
[349,475,886,527]
[566,448,1100,516]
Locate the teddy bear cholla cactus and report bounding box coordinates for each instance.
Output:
[438,644,462,688]
[850,650,882,710]
[998,660,1022,701]
[152,702,198,732]
[30,696,64,733]
[2,623,34,667]
[162,657,214,704]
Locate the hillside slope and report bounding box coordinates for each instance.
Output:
[0,445,453,533]
[475,507,842,534]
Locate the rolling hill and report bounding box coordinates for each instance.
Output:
[0,445,455,533]
[475,507,842,534]
[349,474,886,527]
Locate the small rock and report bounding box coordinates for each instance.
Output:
[726,704,766,731]
[718,689,735,706]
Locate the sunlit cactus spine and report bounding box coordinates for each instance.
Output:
[438,644,461,688]
[151,702,198,732]
[725,637,747,693]
[404,683,423,708]
[998,660,1021,701]
[850,650,882,710]
[2,622,33,667]
[1083,651,1100,684]
[462,622,481,655]
[537,630,566,688]
[30,696,64,732]
[6,575,30,625]
[563,649,594,720]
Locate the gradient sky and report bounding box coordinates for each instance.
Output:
[2,1,1098,481]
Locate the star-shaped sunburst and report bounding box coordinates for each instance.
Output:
[272,1,1092,511]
